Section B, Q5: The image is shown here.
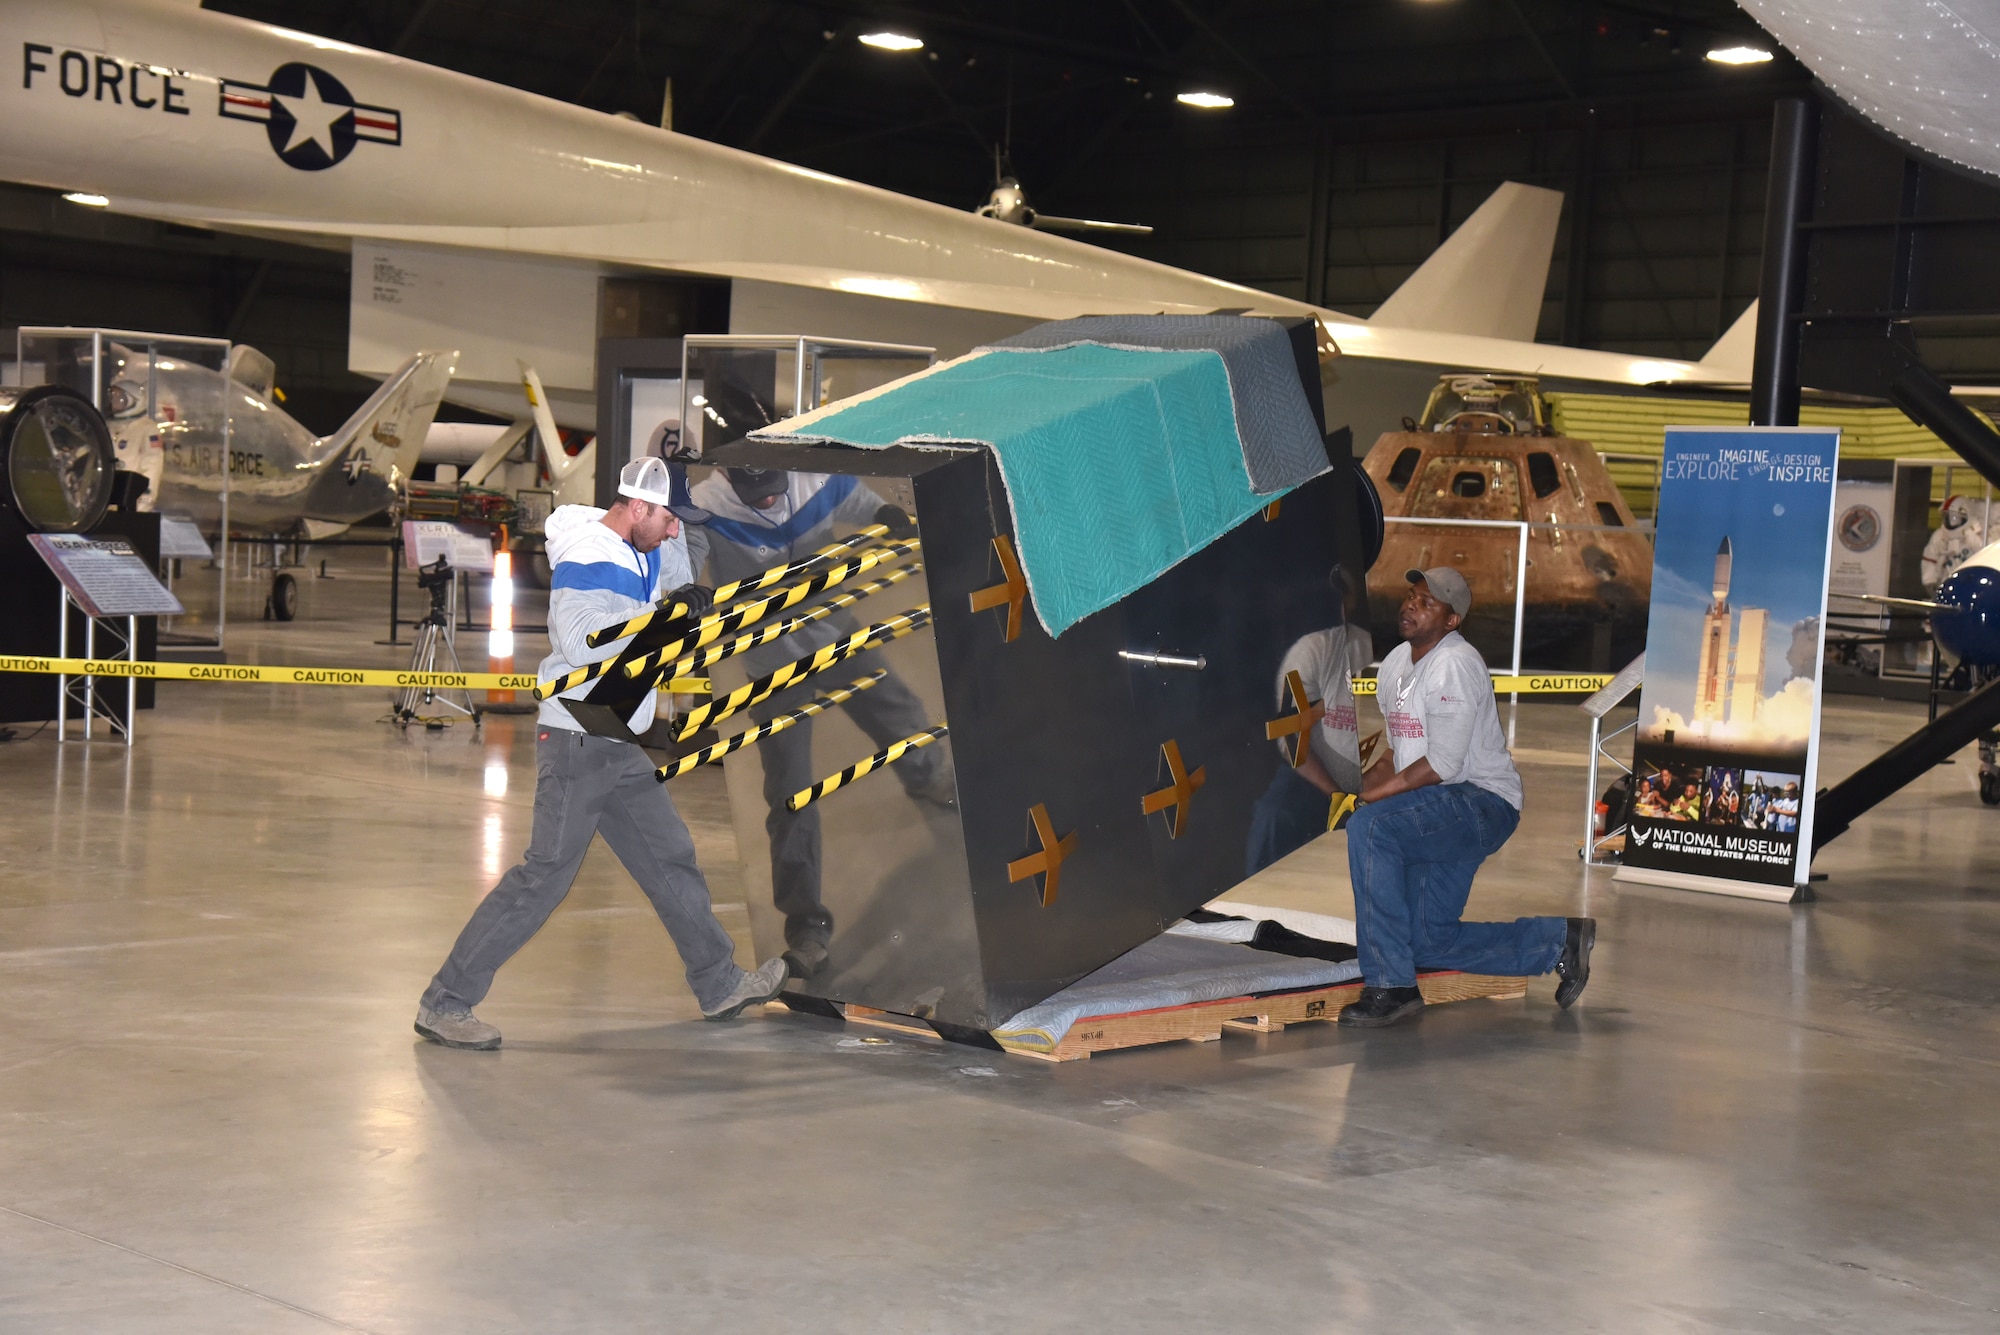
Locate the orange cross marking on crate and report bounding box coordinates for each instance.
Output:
[1264,669,1316,769]
[968,535,1028,642]
[1007,802,1079,906]
[1140,739,1208,839]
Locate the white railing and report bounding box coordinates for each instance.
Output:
[1381,515,1531,676]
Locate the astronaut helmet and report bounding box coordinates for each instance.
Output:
[1943,494,1972,530]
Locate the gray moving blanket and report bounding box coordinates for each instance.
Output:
[984,314,1330,494]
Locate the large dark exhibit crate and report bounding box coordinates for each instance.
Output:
[705,436,1348,1030]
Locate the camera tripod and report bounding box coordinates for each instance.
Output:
[393,557,478,727]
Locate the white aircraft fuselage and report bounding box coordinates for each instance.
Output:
[0,0,1735,428]
[91,341,453,531]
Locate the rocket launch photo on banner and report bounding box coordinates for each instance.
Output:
[1619,427,1841,897]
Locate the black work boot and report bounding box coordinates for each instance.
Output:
[1554,917,1596,1009]
[1336,984,1425,1028]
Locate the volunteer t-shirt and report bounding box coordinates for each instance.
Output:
[1274,625,1369,794]
[1375,630,1522,809]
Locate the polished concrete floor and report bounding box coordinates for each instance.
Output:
[3,554,1999,1331]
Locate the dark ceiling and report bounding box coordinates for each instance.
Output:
[205,0,1803,217]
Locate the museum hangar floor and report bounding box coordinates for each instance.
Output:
[2,557,1997,1333]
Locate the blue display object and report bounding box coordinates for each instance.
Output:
[1935,548,2000,667]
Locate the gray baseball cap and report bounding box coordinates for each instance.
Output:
[1405,565,1472,617]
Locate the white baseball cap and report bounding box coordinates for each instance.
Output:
[618,457,674,505]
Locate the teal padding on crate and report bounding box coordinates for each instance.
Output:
[791,344,1286,637]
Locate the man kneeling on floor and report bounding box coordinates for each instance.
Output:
[1337,566,1594,1028]
[414,458,789,1050]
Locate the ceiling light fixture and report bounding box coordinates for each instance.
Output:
[1705,45,1774,65]
[61,191,108,207]
[1176,91,1234,109]
[859,32,924,52]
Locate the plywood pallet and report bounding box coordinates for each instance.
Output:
[771,971,1530,1063]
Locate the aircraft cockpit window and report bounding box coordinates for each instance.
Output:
[1526,451,1562,499]
[104,380,146,419]
[1411,455,1522,521]
[1386,446,1422,491]
[1596,502,1624,527]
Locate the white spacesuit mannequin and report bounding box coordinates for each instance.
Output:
[1921,495,1987,590]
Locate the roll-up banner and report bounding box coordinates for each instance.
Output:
[1614,427,1840,903]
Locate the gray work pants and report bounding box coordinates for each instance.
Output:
[422,728,744,1014]
[751,667,941,948]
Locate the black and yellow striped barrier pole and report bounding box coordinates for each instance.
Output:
[655,671,886,782]
[586,523,893,647]
[671,605,932,741]
[787,725,949,811]
[533,539,920,699]
[621,546,920,680]
[650,564,920,681]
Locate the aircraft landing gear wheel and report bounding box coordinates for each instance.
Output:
[269,571,298,622]
[1979,771,2000,807]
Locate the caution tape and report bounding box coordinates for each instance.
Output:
[0,654,710,694]
[1349,673,1611,696]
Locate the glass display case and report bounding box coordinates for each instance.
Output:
[17,328,233,647]
[678,336,934,458]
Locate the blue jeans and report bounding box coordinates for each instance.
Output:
[1245,764,1331,877]
[1345,783,1563,988]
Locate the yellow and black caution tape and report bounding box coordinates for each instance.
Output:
[656,671,885,782]
[656,564,920,682]
[537,538,921,698]
[0,654,708,694]
[1349,673,1611,697]
[673,606,932,741]
[587,523,893,647]
[787,725,949,812]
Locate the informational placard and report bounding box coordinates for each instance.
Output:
[1826,478,1892,664]
[1615,427,1839,901]
[157,514,214,561]
[401,520,494,573]
[27,534,186,618]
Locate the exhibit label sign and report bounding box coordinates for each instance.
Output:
[1615,427,1839,901]
[27,534,185,618]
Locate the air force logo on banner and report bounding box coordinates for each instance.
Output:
[220,62,401,170]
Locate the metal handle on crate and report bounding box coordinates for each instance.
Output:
[1118,649,1206,671]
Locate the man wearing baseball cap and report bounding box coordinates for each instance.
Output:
[1337,566,1594,1027]
[413,456,790,1050]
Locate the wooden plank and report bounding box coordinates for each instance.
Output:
[767,972,1532,1062]
[997,972,1531,1062]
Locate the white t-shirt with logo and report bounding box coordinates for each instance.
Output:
[1375,630,1522,810]
[1274,626,1369,794]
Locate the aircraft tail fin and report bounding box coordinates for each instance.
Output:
[1693,302,1758,382]
[322,349,458,488]
[519,361,596,506]
[1368,181,1564,343]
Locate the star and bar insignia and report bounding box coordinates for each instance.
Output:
[220,61,400,171]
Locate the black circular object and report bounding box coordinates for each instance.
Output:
[270,572,299,622]
[1982,770,1999,807]
[1351,457,1385,572]
[0,384,116,533]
